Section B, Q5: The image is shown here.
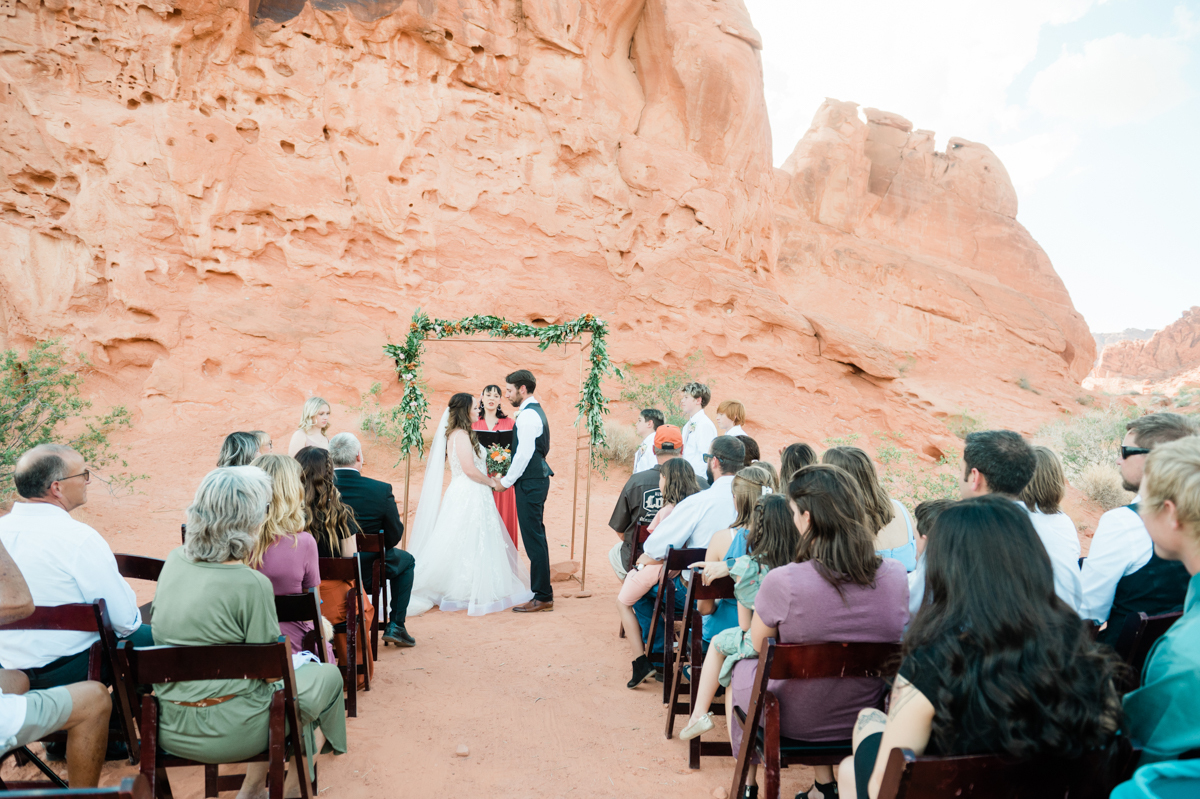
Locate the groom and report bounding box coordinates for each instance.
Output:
[497,369,554,612]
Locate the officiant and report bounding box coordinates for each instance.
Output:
[474,385,520,549]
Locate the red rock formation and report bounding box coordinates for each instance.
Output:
[1086,307,1200,394]
[0,0,1094,463]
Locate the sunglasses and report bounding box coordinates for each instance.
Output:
[1118,445,1152,460]
[59,469,91,484]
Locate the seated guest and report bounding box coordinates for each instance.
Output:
[779,443,817,484]
[1082,412,1197,645]
[0,445,151,690]
[839,496,1121,799]
[961,430,1083,613]
[906,499,954,618]
[824,446,918,571]
[630,436,745,666]
[608,425,684,584]
[249,454,333,661]
[1021,444,1081,565]
[154,466,346,795]
[288,397,332,457]
[1,540,111,788]
[1123,436,1200,761]
[329,432,417,648]
[730,465,909,799]
[716,400,747,437]
[632,409,665,474]
[217,432,261,468]
[679,382,718,479]
[249,430,272,455]
[736,435,760,467]
[619,456,701,687]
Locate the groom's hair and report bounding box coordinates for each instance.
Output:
[506,369,537,393]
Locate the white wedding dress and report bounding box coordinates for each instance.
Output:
[406,420,533,616]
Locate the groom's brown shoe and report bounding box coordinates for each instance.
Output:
[512,599,554,613]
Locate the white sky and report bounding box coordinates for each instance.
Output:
[744,0,1200,333]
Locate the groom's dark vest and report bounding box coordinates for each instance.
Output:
[513,401,553,481]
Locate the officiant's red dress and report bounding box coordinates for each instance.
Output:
[473,417,520,549]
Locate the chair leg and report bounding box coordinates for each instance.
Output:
[763,694,782,799]
[345,605,358,718]
[665,600,694,740]
[661,582,676,705]
[154,768,175,799]
[268,694,286,799]
[204,765,219,797]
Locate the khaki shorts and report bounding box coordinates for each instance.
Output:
[13,687,73,752]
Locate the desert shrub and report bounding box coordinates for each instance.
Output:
[1075,463,1133,511]
[873,432,961,512]
[618,353,712,427]
[0,340,139,500]
[594,419,642,475]
[945,408,986,439]
[352,382,435,463]
[821,433,862,448]
[1035,404,1139,481]
[1176,388,1199,408]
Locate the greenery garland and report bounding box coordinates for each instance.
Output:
[383,310,621,462]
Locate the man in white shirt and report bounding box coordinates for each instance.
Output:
[960,430,1084,613]
[1,537,111,787]
[1080,412,1196,645]
[631,409,664,475]
[715,399,747,438]
[679,382,718,480]
[0,445,150,690]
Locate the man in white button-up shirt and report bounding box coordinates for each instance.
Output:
[0,445,150,690]
[679,382,718,480]
[631,409,664,475]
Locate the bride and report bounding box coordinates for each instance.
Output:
[406,392,534,616]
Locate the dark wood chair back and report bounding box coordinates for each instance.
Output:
[274,587,328,663]
[121,639,313,799]
[665,567,736,768]
[355,531,387,656]
[0,600,139,775]
[318,557,369,716]
[0,775,152,798]
[629,523,652,566]
[180,523,186,545]
[1114,610,1183,692]
[731,639,903,799]
[875,738,1134,799]
[643,546,707,700]
[115,554,165,582]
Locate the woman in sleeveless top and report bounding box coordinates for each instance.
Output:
[288,397,331,457]
[823,446,917,571]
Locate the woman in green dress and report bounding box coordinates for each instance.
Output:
[153,465,347,799]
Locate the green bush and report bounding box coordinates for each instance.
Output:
[1035,403,1139,481]
[352,382,422,465]
[945,408,986,439]
[618,353,712,428]
[821,433,862,448]
[872,432,961,511]
[0,340,139,500]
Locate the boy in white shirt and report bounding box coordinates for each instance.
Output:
[679,383,717,480]
[631,409,664,474]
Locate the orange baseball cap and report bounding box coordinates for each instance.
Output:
[654,425,683,453]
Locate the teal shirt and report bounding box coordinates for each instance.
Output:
[1123,571,1200,762]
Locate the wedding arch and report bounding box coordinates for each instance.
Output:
[383,309,621,590]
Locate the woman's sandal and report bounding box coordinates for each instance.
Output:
[679,711,715,741]
[796,781,839,799]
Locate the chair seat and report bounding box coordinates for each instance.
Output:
[733,706,853,757]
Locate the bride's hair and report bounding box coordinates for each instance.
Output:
[477,385,508,420]
[447,393,480,449]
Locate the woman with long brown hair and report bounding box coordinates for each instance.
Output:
[729,465,909,799]
[405,393,533,616]
[823,445,918,571]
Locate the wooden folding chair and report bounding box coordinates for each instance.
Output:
[730,640,902,799]
[665,567,736,768]
[180,524,186,545]
[355,532,387,658]
[115,554,166,626]
[618,524,652,640]
[1114,610,1183,692]
[318,557,370,717]
[0,774,152,798]
[643,546,707,702]
[874,738,1134,799]
[0,600,140,789]
[274,587,329,663]
[121,639,313,799]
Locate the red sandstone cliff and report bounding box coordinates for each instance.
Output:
[0,0,1094,462]
[1086,307,1200,394]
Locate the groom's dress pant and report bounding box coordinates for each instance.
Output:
[515,476,553,602]
[357,548,416,628]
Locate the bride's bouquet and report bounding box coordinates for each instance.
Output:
[485,444,512,477]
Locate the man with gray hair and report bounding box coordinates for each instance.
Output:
[0,445,151,691]
[330,432,416,648]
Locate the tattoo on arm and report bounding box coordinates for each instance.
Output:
[856,709,887,731]
[888,676,917,720]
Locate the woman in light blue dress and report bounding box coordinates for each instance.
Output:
[823,446,917,571]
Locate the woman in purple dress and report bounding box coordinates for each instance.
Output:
[730,465,909,799]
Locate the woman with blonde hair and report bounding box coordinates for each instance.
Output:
[288,397,332,457]
[249,454,332,660]
[823,446,918,572]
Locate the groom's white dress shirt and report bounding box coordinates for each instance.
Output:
[681,410,718,479]
[0,503,142,669]
[642,475,736,560]
[500,396,544,490]
[632,433,657,474]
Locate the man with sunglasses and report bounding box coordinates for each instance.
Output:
[1081,412,1199,645]
[0,445,150,697]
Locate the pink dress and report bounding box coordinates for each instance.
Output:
[256,531,336,662]
[473,417,520,549]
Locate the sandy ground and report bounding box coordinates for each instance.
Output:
[1,426,826,799]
